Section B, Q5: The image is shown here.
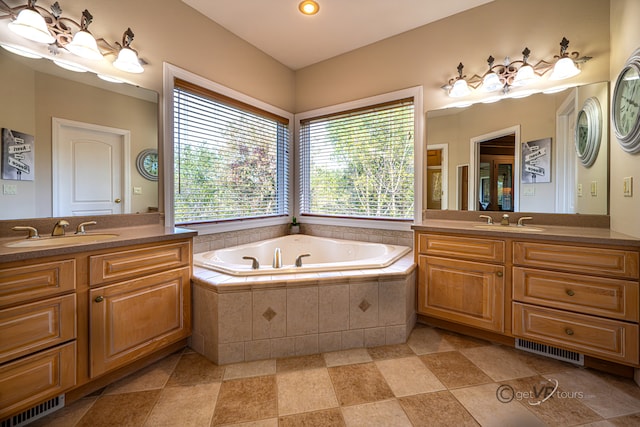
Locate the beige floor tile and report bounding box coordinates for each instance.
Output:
[223,359,276,380]
[143,382,220,426]
[553,370,640,419]
[212,376,278,425]
[166,352,224,386]
[375,356,445,397]
[407,326,456,354]
[504,375,602,426]
[367,344,415,360]
[607,413,640,426]
[341,399,412,427]
[277,368,339,415]
[578,422,616,427]
[219,419,279,427]
[323,348,372,367]
[29,397,97,427]
[513,348,578,375]
[279,408,345,427]
[328,362,394,406]
[451,383,546,427]
[276,353,326,373]
[103,353,181,395]
[76,390,161,427]
[420,351,492,388]
[438,329,492,349]
[399,391,479,427]
[460,345,538,381]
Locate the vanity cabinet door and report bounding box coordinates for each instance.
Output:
[418,255,505,332]
[89,267,191,377]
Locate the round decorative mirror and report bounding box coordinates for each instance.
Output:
[575,97,602,167]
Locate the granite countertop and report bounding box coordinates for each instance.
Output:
[0,224,197,263]
[412,219,640,247]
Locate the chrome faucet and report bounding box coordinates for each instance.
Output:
[12,226,40,239]
[243,256,260,270]
[51,219,70,236]
[517,216,534,227]
[500,214,510,226]
[295,253,311,267]
[479,215,493,224]
[76,220,97,234]
[272,248,283,268]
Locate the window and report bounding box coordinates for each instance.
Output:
[299,96,416,221]
[173,78,290,224]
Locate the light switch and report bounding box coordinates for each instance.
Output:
[577,183,583,197]
[133,186,143,195]
[590,181,597,196]
[623,177,633,197]
[3,184,17,195]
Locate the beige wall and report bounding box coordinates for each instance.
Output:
[610,0,640,238]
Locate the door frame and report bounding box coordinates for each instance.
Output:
[555,89,578,213]
[52,117,131,216]
[425,143,448,210]
[469,125,520,212]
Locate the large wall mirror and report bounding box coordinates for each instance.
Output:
[426,81,609,215]
[0,47,158,220]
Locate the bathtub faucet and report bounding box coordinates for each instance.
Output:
[273,248,283,268]
[242,256,260,270]
[295,253,311,267]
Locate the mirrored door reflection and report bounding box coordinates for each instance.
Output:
[478,134,515,212]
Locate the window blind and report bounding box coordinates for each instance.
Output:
[299,98,414,220]
[173,79,289,224]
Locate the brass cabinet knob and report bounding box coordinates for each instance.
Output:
[566,289,575,296]
[496,271,503,277]
[565,328,574,336]
[94,296,104,303]
[114,198,122,203]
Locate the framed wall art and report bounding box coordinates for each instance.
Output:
[1,128,34,181]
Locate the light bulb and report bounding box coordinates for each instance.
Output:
[8,8,55,44]
[113,47,143,73]
[66,30,103,60]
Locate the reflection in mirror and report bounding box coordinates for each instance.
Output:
[426,81,609,215]
[0,47,158,220]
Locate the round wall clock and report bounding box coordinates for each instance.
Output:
[612,47,640,153]
[575,97,602,167]
[136,148,158,181]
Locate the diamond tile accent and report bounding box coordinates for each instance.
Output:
[263,307,277,322]
[359,299,371,312]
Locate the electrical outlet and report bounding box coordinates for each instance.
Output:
[523,186,535,196]
[623,177,633,197]
[133,186,143,195]
[3,184,17,195]
[577,183,583,197]
[590,181,597,196]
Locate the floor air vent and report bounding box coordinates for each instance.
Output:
[1,395,65,427]
[516,338,584,366]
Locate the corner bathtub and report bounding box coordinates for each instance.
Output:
[193,234,411,276]
[191,234,417,364]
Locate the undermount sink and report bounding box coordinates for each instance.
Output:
[5,233,119,248]
[473,224,545,233]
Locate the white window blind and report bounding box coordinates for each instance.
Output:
[299,98,414,220]
[173,79,289,224]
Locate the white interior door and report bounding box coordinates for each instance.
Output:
[53,118,130,216]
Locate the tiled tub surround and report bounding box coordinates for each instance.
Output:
[191,253,416,364]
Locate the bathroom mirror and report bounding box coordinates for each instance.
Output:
[426,81,609,215]
[0,47,159,220]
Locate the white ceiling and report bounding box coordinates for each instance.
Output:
[182,0,494,70]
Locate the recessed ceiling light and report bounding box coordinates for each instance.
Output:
[299,0,319,16]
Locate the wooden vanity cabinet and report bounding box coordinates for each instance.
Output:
[417,233,506,333]
[0,258,77,419]
[87,241,192,377]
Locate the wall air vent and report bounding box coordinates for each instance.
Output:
[0,395,65,427]
[516,338,584,366]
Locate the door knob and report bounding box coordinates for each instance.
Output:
[114,198,121,203]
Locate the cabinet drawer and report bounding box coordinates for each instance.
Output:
[513,303,639,365]
[513,241,639,279]
[89,267,191,377]
[90,241,191,286]
[417,234,504,262]
[513,267,639,321]
[0,259,75,308]
[0,341,76,420]
[0,294,76,364]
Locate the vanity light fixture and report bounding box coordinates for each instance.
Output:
[0,42,41,58]
[299,0,320,16]
[0,0,146,74]
[442,37,591,101]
